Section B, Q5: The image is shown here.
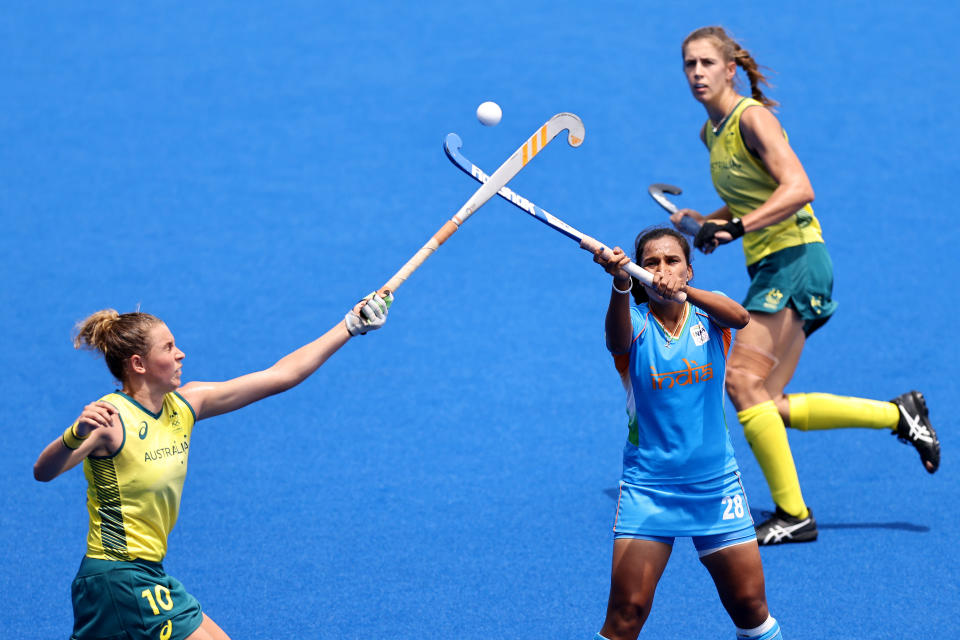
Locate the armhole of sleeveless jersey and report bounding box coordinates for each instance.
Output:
[88,409,126,460]
[699,121,709,148]
[174,391,198,425]
[632,308,648,346]
[737,104,767,164]
[719,325,732,357]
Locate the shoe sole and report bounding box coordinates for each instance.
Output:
[755,513,819,545]
[757,531,818,545]
[907,390,940,473]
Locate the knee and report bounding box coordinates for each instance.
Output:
[725,588,769,629]
[725,368,762,406]
[604,593,654,638]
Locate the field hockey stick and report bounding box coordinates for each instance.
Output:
[445,134,686,302]
[648,183,700,236]
[380,113,585,295]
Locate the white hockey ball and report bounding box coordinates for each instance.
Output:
[476,101,502,126]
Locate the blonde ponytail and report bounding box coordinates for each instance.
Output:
[74,309,161,382]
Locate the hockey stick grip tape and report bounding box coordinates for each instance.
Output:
[381,220,461,293]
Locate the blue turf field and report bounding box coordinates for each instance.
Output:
[2,2,958,638]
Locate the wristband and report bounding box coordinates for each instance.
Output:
[62,423,89,450]
[612,278,633,295]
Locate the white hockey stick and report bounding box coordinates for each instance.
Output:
[649,183,700,236]
[380,113,585,294]
[445,134,686,302]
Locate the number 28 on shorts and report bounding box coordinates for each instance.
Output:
[721,493,746,520]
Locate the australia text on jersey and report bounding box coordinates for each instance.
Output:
[144,440,189,462]
[649,359,714,390]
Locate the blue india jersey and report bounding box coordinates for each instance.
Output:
[612,299,738,484]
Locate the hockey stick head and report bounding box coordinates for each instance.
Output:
[550,112,585,147]
[444,133,468,168]
[649,183,699,237]
[444,113,585,174]
[648,183,683,214]
[453,112,585,224]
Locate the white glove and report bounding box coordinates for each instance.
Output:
[344,292,393,336]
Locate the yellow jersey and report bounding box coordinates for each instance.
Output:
[704,97,824,265]
[79,391,195,562]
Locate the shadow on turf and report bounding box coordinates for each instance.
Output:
[600,490,930,533]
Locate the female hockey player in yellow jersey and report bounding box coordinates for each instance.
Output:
[34,293,391,640]
[671,26,939,545]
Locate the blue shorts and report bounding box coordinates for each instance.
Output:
[613,471,757,556]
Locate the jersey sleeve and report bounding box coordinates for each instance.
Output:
[704,293,733,357]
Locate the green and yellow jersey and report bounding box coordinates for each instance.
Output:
[705,97,824,265]
[78,391,196,562]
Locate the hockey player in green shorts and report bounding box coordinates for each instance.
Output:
[670,26,940,545]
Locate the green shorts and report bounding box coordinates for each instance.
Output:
[71,556,203,640]
[744,242,838,336]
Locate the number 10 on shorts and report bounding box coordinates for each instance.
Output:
[721,494,745,520]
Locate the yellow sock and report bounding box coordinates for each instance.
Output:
[738,400,809,519]
[788,393,899,431]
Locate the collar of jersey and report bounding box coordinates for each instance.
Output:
[114,390,164,420]
[711,97,747,135]
[649,302,690,341]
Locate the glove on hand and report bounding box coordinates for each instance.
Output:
[344,292,393,336]
[693,218,744,251]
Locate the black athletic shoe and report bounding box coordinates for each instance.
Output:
[755,506,818,545]
[890,390,940,474]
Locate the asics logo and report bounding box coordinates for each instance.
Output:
[761,517,812,544]
[899,406,933,443]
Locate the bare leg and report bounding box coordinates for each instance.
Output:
[762,323,805,423]
[699,541,769,629]
[726,308,805,417]
[186,614,232,640]
[726,308,811,517]
[599,539,673,640]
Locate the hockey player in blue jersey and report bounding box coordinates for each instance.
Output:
[590,227,782,640]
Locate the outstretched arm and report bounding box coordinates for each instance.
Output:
[180,294,391,420]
